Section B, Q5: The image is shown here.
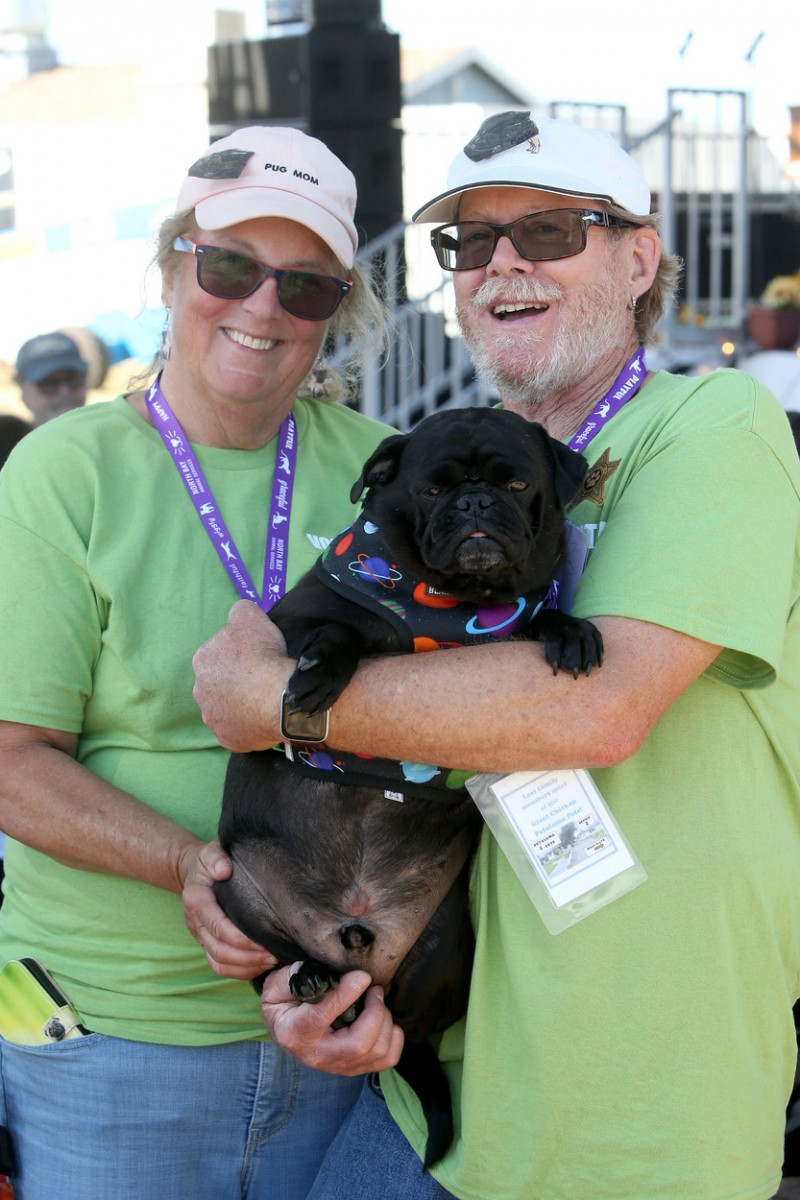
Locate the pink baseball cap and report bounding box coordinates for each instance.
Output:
[413,111,651,223]
[176,126,359,269]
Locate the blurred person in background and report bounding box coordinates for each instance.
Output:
[14,331,88,424]
[0,414,33,464]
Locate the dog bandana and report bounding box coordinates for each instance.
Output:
[279,513,554,802]
[315,515,552,651]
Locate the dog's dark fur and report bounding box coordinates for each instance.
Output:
[215,407,603,1166]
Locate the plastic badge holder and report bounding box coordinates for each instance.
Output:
[467,768,647,934]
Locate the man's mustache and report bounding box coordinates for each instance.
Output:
[459,276,565,316]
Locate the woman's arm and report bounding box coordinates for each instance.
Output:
[0,720,200,885]
[0,720,276,980]
[192,600,721,771]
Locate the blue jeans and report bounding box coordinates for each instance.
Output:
[0,1032,362,1200]
[307,1075,456,1199]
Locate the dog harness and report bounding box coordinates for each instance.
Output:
[279,513,553,802]
[312,515,550,650]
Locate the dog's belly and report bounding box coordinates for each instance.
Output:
[218,754,481,988]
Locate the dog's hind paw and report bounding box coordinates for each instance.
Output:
[289,958,340,1003]
[289,959,363,1029]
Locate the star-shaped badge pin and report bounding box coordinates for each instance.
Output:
[582,447,620,506]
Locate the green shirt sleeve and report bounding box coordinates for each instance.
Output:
[570,370,800,687]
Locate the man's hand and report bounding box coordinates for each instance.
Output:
[193,600,291,752]
[261,965,404,1075]
[181,838,276,979]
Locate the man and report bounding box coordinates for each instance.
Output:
[191,113,800,1200]
[14,330,88,423]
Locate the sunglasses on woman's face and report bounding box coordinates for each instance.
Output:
[430,209,637,271]
[173,237,352,320]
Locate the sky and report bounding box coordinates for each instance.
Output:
[0,0,796,366]
[380,0,798,159]
[8,0,796,160]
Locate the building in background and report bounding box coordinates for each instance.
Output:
[1,0,799,395]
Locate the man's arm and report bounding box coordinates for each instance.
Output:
[192,601,720,1072]
[192,600,721,771]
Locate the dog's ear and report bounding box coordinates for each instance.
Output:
[535,429,589,510]
[350,432,410,502]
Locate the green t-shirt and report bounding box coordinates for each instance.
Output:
[382,368,800,1200]
[0,392,390,1044]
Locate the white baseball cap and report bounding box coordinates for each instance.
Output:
[413,111,651,223]
[176,126,359,269]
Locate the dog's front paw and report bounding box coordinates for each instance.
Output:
[289,959,363,1028]
[285,626,363,715]
[534,612,604,679]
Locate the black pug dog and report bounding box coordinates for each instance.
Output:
[215,406,603,1167]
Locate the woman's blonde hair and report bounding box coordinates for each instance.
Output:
[133,209,387,403]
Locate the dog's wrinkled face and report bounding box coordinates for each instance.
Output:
[351,408,588,603]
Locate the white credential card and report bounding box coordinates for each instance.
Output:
[468,768,647,931]
[490,768,634,905]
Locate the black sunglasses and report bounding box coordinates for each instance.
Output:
[173,237,352,320]
[34,373,86,396]
[430,209,637,271]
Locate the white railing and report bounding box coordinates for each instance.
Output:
[330,220,496,431]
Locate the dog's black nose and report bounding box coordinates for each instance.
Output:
[456,489,493,513]
[340,923,374,950]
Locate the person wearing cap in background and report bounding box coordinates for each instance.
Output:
[14,330,88,423]
[0,125,391,1199]
[192,112,800,1200]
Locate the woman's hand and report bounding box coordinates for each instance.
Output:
[260,965,405,1075]
[180,838,276,979]
[192,600,291,752]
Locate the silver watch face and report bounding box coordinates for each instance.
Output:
[280,691,330,744]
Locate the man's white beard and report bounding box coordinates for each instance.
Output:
[456,269,632,410]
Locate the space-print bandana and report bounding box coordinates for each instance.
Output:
[279,512,554,803]
[315,513,551,649]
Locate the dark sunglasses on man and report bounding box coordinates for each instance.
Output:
[430,208,637,272]
[173,236,352,321]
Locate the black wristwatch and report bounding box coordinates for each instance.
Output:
[279,690,330,744]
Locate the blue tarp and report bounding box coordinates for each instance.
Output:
[88,307,165,364]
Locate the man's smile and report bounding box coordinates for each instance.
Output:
[492,301,550,320]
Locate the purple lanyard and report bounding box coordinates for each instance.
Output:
[145,375,297,611]
[547,347,646,610]
[566,346,646,453]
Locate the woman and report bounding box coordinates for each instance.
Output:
[0,125,390,1200]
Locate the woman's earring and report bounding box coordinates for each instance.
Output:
[161,307,172,362]
[626,296,638,313]
[306,366,330,397]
